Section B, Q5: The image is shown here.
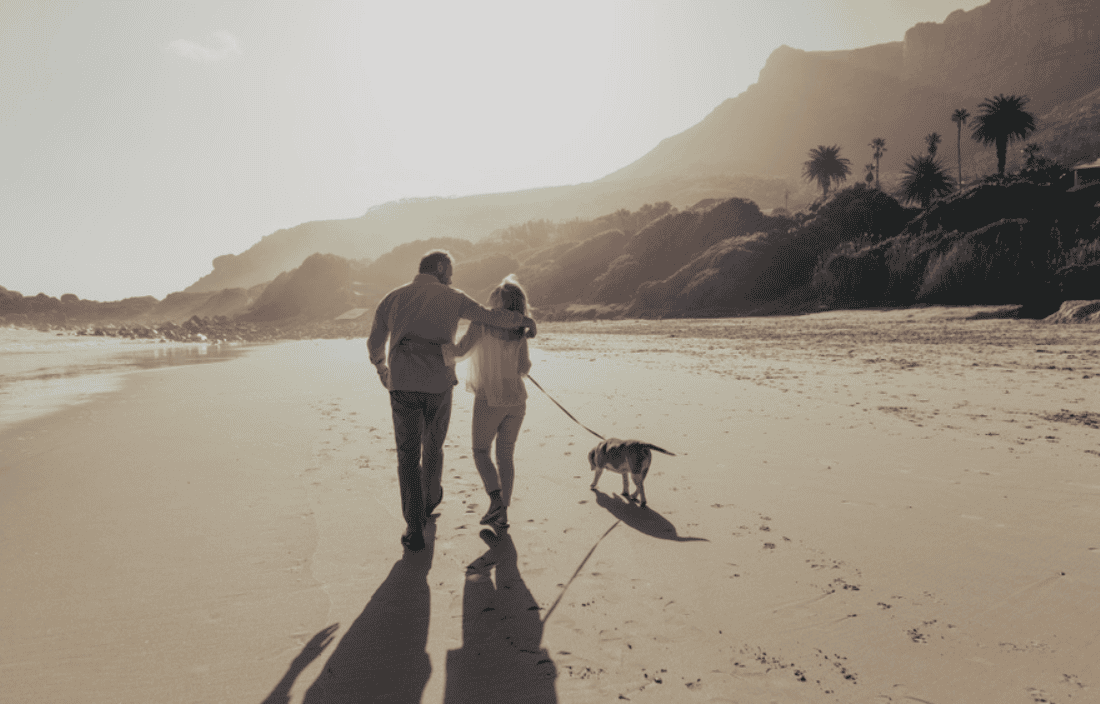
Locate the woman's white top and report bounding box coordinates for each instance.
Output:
[445,322,531,407]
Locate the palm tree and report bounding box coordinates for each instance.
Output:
[897,155,954,209]
[971,94,1037,176]
[925,132,942,157]
[803,145,852,200]
[951,108,969,190]
[870,138,887,189]
[864,163,875,185]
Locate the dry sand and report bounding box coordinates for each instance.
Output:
[2,308,1098,703]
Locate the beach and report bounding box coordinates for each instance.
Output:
[1,310,1098,703]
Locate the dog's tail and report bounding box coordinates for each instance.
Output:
[644,444,676,456]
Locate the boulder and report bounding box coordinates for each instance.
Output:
[1044,300,1100,323]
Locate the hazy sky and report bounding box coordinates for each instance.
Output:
[1,0,987,301]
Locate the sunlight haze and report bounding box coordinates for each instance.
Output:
[1,0,986,301]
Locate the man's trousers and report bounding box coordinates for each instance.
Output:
[389,388,452,533]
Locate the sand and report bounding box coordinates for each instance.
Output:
[1,309,1098,703]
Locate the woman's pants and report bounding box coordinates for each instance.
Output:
[471,396,526,507]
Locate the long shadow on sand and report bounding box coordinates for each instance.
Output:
[261,624,339,704]
[443,531,557,703]
[593,491,708,542]
[294,525,436,704]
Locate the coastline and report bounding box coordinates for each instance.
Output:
[2,313,1098,703]
[0,328,252,432]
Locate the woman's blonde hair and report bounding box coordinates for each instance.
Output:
[490,274,528,316]
[487,275,529,339]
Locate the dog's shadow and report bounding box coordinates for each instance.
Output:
[593,490,708,542]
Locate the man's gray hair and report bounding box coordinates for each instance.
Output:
[419,250,453,273]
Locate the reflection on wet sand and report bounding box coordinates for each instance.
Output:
[0,342,251,431]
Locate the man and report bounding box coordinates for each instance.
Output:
[368,250,537,551]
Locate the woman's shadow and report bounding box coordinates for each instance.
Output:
[280,525,436,704]
[443,531,558,703]
[593,490,708,542]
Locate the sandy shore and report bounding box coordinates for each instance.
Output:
[2,309,1098,703]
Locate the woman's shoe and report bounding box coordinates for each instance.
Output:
[477,503,503,525]
[480,502,503,525]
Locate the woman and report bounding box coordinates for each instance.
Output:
[445,275,533,531]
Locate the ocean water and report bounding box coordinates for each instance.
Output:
[0,328,248,432]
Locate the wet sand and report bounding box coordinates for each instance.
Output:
[1,309,1098,703]
[0,329,246,431]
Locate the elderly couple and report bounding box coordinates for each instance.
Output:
[367,250,537,552]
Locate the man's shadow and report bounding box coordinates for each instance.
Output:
[443,532,557,703]
[289,525,436,704]
[593,490,708,542]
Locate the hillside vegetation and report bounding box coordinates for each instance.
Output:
[814,180,1100,315]
[6,167,1100,338]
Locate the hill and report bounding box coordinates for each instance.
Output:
[5,176,1100,337]
[184,176,792,294]
[183,0,1100,295]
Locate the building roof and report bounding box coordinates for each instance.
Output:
[1071,157,1100,170]
[334,308,371,320]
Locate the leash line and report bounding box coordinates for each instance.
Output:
[541,519,621,625]
[526,374,605,441]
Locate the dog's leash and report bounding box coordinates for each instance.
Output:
[526,375,605,440]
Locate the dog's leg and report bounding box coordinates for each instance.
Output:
[621,470,631,501]
[636,456,650,508]
[590,460,603,491]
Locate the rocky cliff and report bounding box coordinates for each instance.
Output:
[603,0,1100,186]
[185,0,1100,295]
[901,0,1100,111]
[600,43,968,183]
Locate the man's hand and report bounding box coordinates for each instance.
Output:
[375,364,391,390]
[523,317,537,338]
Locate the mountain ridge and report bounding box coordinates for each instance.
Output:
[125,0,1100,296]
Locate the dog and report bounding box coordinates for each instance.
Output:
[588,438,675,509]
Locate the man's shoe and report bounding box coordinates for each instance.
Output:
[401,530,425,552]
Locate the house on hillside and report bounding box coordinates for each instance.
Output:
[334,308,370,322]
[1071,157,1100,188]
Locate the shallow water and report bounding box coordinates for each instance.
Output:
[0,328,250,431]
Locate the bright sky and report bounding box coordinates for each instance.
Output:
[1,0,986,301]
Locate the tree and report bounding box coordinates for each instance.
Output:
[897,155,954,209]
[864,163,875,185]
[803,145,852,200]
[951,108,970,191]
[1017,142,1068,185]
[870,138,887,189]
[1022,142,1043,166]
[971,94,1037,176]
[925,132,942,157]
